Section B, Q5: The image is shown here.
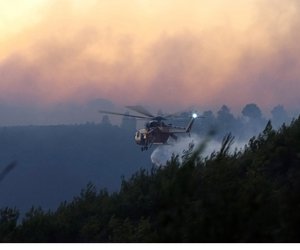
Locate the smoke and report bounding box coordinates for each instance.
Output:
[1,0,300,113]
[150,134,247,167]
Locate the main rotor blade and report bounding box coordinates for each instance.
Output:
[163,111,185,119]
[125,105,155,118]
[99,110,148,119]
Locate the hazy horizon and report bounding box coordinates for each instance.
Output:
[0,97,298,126]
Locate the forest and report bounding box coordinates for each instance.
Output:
[0,103,290,214]
[0,105,299,242]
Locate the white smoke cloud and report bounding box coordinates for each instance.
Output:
[150,134,210,166]
[150,134,248,166]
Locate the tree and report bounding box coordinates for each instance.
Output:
[216,105,237,139]
[0,207,19,242]
[242,103,266,136]
[242,103,262,120]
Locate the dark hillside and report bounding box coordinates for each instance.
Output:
[1,116,300,242]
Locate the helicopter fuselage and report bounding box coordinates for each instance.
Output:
[135,127,170,146]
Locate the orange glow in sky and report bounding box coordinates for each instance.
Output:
[1,0,300,113]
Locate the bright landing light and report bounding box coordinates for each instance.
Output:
[192,113,198,119]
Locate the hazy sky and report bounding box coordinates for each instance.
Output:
[1,0,300,115]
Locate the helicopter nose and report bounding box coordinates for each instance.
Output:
[135,131,142,145]
[135,137,141,145]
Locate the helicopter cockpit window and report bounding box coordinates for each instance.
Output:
[149,121,159,127]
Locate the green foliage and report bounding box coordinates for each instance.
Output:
[1,116,300,242]
[0,207,19,242]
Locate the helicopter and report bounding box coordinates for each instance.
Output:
[99,105,200,151]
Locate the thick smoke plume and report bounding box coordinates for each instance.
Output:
[1,0,300,113]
